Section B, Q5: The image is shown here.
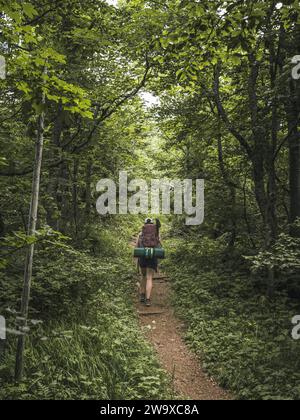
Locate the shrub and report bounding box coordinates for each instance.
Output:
[164,237,300,400]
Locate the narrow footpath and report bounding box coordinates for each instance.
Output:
[136,271,232,400]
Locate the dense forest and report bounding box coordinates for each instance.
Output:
[1,0,300,401]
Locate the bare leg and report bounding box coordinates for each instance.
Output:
[140,267,147,295]
[146,268,154,300]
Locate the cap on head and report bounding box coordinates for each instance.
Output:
[145,218,154,224]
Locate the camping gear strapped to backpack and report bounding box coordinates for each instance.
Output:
[134,247,165,259]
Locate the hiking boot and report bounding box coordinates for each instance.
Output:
[140,293,146,304]
[145,299,151,307]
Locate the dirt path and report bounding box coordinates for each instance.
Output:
[136,271,232,400]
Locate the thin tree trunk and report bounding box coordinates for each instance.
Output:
[0,211,5,237]
[72,158,79,238]
[242,173,257,250]
[288,80,300,236]
[46,103,63,230]
[56,161,70,234]
[216,118,237,248]
[267,38,280,240]
[15,90,45,382]
[85,159,92,219]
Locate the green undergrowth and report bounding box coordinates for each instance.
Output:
[0,219,169,400]
[163,236,300,400]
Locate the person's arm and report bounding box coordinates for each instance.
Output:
[135,234,140,273]
[135,233,141,248]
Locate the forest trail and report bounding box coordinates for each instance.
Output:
[135,269,232,400]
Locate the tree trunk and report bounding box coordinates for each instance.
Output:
[85,159,92,219]
[72,158,79,238]
[15,91,45,382]
[46,103,63,230]
[288,80,300,236]
[0,211,5,237]
[217,118,237,248]
[56,161,70,234]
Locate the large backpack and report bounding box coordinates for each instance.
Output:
[141,224,159,248]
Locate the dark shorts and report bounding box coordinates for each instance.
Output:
[139,256,158,272]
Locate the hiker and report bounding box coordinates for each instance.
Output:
[136,218,162,307]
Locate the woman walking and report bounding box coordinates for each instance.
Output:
[136,218,162,307]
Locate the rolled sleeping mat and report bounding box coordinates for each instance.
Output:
[134,247,165,259]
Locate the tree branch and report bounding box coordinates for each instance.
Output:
[72,56,151,153]
[273,114,300,162]
[213,64,252,157]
